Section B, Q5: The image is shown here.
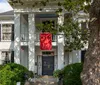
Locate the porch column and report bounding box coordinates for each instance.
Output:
[14,13,21,64]
[28,13,36,71]
[57,13,64,69]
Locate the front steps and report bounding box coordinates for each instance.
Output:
[24,76,58,85]
[33,76,58,85]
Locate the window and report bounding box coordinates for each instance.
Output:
[2,51,11,64]
[42,20,56,41]
[42,51,54,55]
[20,14,28,41]
[2,24,12,40]
[1,51,14,64]
[42,20,55,32]
[81,50,86,63]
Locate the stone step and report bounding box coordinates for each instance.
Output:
[33,81,58,85]
[24,76,58,85]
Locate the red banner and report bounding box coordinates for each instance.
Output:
[40,33,52,50]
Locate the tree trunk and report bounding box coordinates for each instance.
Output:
[81,0,100,85]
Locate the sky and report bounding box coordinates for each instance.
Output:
[0,0,13,13]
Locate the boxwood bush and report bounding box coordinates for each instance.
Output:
[0,63,32,85]
[63,63,83,85]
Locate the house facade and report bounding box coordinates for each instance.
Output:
[0,0,88,75]
[0,11,14,65]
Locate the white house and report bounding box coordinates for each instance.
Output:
[0,0,88,75]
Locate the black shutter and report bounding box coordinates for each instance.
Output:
[81,50,86,63]
[11,51,14,63]
[11,24,14,41]
[0,24,1,41]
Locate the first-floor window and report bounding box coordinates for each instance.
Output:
[2,51,11,64]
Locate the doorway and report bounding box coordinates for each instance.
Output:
[42,56,54,75]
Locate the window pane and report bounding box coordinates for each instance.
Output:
[2,33,11,40]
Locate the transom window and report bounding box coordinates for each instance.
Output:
[2,24,12,40]
[42,51,54,55]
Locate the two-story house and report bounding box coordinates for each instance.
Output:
[1,0,88,75]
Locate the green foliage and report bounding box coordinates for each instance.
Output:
[0,65,3,70]
[36,17,89,52]
[59,18,89,51]
[60,0,90,52]
[36,21,57,34]
[0,63,30,85]
[53,69,63,78]
[27,71,34,78]
[63,63,83,85]
[63,0,91,13]
[9,0,91,13]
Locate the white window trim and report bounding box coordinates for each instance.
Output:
[1,23,13,42]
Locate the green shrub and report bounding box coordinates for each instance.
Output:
[0,65,3,70]
[0,63,29,85]
[53,69,62,78]
[27,71,34,78]
[63,63,83,85]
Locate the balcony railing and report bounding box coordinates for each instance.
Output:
[20,33,57,42]
[20,33,29,42]
[35,33,57,42]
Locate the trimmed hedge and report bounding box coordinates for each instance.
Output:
[63,63,83,85]
[0,63,31,85]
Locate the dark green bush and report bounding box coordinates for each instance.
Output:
[0,63,29,85]
[63,63,83,85]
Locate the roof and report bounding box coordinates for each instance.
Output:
[0,10,14,16]
[0,10,14,20]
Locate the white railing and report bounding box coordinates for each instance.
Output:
[35,33,57,42]
[20,32,57,42]
[20,33,29,42]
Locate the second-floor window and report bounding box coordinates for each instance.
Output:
[42,20,57,42]
[2,24,12,40]
[1,24,14,41]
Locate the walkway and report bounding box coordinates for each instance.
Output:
[24,76,58,85]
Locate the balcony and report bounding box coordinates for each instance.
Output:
[20,32,57,46]
[20,33,29,42]
[35,33,57,42]
[20,33,28,46]
[35,33,57,46]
